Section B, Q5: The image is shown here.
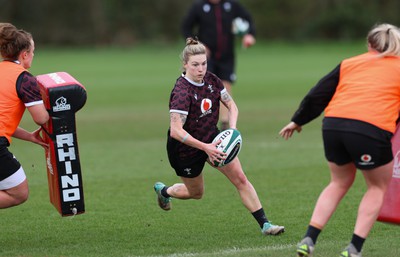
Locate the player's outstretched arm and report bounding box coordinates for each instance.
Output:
[279,121,302,140]
[12,127,48,148]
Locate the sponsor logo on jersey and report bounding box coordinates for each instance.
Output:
[200,98,212,118]
[203,4,211,13]
[208,84,214,93]
[223,2,232,12]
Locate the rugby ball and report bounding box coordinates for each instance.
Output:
[232,17,249,36]
[211,129,242,167]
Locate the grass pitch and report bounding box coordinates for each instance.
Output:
[2,41,399,257]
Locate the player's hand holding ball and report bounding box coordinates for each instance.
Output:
[207,139,227,166]
[210,129,242,167]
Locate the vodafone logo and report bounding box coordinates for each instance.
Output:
[359,154,374,166]
[199,98,212,118]
[361,154,372,162]
[394,151,400,178]
[201,98,212,113]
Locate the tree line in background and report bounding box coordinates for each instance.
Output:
[1,0,400,46]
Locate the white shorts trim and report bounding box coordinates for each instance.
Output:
[0,167,26,190]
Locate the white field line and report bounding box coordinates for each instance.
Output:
[137,244,294,257]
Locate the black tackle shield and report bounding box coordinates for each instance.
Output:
[37,72,87,216]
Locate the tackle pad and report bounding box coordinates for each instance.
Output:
[37,72,87,217]
[378,123,400,224]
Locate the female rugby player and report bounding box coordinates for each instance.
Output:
[154,37,284,236]
[280,23,400,257]
[0,23,49,209]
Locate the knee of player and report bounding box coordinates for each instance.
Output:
[190,189,204,199]
[16,194,29,205]
[9,192,29,207]
[234,173,250,187]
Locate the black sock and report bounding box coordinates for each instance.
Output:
[251,208,268,228]
[305,225,321,244]
[351,234,365,252]
[161,186,171,198]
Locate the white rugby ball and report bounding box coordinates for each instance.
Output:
[211,129,242,167]
[232,17,249,36]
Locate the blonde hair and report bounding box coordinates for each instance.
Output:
[180,37,206,65]
[367,23,400,57]
[0,22,33,60]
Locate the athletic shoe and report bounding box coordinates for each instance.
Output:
[339,243,362,257]
[154,182,171,211]
[261,222,285,235]
[296,237,314,257]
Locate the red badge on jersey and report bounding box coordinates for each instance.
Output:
[201,98,212,113]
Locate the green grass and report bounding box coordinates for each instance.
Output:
[3,41,399,257]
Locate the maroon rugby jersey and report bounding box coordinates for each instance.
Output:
[169,71,225,159]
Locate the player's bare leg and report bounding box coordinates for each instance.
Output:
[355,162,392,237]
[310,162,356,227]
[0,179,28,208]
[218,158,261,211]
[167,175,204,200]
[218,158,284,235]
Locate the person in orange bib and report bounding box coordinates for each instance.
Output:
[280,23,400,257]
[0,23,49,209]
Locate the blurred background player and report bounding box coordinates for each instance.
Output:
[154,38,284,236]
[279,23,400,257]
[181,0,256,130]
[0,23,49,209]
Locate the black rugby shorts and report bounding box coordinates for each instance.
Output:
[207,57,235,83]
[167,138,208,178]
[323,130,393,170]
[0,145,22,181]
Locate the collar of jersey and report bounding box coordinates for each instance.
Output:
[182,74,204,87]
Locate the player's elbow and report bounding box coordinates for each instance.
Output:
[169,127,181,141]
[33,112,50,125]
[229,104,239,116]
[28,104,50,125]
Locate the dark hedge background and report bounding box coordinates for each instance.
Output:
[1,0,399,46]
